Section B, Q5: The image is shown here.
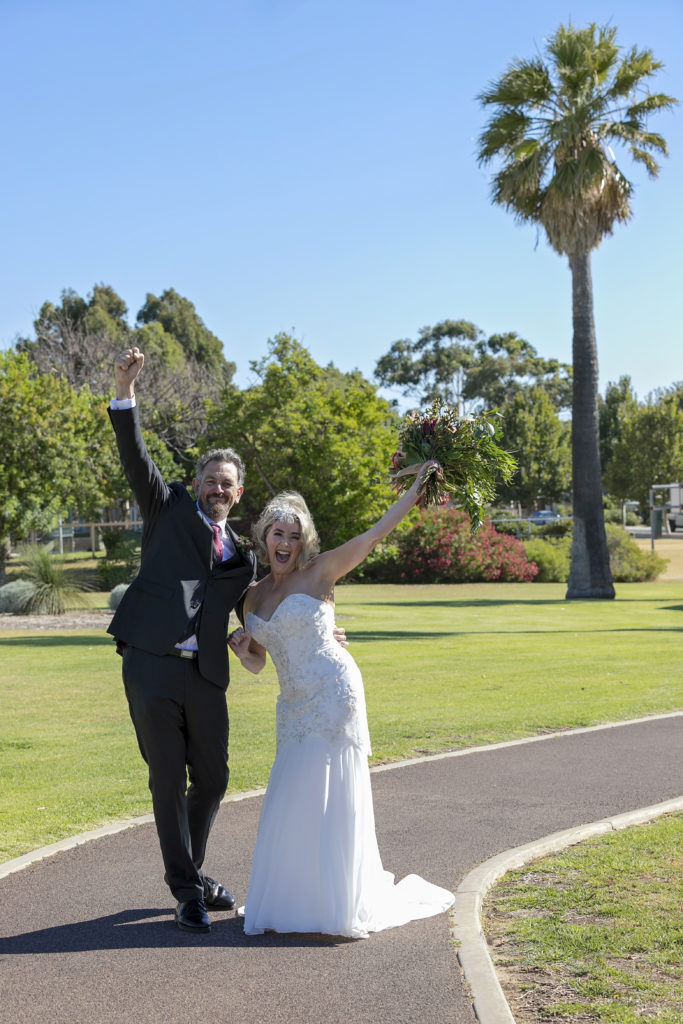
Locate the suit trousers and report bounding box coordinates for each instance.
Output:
[121,645,229,902]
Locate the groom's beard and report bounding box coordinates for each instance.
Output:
[202,498,232,521]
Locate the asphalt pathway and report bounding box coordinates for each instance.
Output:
[1,715,681,1024]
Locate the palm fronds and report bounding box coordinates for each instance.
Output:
[477,21,677,256]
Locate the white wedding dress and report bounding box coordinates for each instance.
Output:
[242,593,454,938]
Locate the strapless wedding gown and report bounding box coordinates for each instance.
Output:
[242,593,454,938]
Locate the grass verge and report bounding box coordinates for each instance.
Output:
[1,582,682,861]
[483,812,683,1023]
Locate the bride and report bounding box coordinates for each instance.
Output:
[228,461,454,938]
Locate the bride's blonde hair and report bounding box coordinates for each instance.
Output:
[251,491,320,569]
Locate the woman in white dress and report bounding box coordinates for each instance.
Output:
[228,461,454,938]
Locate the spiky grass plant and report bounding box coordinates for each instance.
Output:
[17,543,91,615]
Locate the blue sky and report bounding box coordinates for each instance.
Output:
[2,0,681,406]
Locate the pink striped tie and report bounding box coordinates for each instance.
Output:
[211,524,223,561]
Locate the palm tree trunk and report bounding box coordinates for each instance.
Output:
[566,250,615,599]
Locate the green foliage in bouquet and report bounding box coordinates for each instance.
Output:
[389,401,517,531]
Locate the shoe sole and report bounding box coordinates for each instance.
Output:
[176,917,211,933]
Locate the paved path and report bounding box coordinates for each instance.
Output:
[1,715,681,1024]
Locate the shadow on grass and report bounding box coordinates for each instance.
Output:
[348,597,683,609]
[0,635,113,648]
[0,908,352,954]
[349,625,683,641]
[350,598,565,609]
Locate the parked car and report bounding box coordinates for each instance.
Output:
[667,512,683,532]
[528,510,561,526]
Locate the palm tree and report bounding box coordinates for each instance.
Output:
[477,22,676,598]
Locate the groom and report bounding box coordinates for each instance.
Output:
[108,347,257,934]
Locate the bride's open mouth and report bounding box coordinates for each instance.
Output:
[275,549,291,564]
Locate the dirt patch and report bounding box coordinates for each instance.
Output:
[493,962,595,1023]
[0,611,113,631]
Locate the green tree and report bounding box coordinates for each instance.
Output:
[599,375,640,479]
[0,352,102,578]
[375,319,571,412]
[136,288,235,382]
[465,332,571,411]
[477,22,676,599]
[604,385,683,511]
[17,284,232,469]
[0,352,85,567]
[500,387,571,508]
[203,334,398,548]
[375,319,479,409]
[130,319,223,468]
[134,320,185,370]
[134,288,238,468]
[0,350,176,580]
[17,284,131,395]
[67,386,177,522]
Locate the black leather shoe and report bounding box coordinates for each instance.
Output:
[176,898,211,932]
[203,876,236,910]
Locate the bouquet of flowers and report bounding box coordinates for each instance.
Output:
[389,401,517,532]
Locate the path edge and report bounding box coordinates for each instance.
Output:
[2,711,680,882]
[451,795,683,1024]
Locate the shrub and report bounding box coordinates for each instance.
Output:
[605,524,668,582]
[0,580,37,613]
[486,509,522,537]
[354,542,402,583]
[491,513,572,539]
[101,528,140,560]
[524,526,666,583]
[97,560,136,590]
[531,517,572,538]
[523,538,571,582]
[394,508,538,583]
[16,543,90,614]
[96,539,140,591]
[358,515,663,585]
[603,496,642,526]
[109,583,130,610]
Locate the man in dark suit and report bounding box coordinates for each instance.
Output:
[108,346,257,933]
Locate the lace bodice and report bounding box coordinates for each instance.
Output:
[246,593,371,754]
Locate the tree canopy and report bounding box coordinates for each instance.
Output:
[16,284,130,396]
[599,375,640,474]
[0,350,171,577]
[499,387,571,508]
[477,22,677,258]
[203,334,399,549]
[375,319,571,413]
[16,283,237,471]
[604,385,683,511]
[137,288,234,381]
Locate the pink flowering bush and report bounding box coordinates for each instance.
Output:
[394,508,539,583]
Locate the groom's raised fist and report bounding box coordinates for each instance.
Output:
[114,348,145,399]
[115,347,144,377]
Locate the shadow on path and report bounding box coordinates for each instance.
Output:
[0,909,352,955]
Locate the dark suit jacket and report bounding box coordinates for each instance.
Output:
[107,405,256,689]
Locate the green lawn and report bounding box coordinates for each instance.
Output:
[484,811,683,1023]
[1,582,682,861]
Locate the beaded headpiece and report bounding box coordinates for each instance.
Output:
[267,500,301,524]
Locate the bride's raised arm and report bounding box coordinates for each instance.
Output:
[316,461,440,584]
